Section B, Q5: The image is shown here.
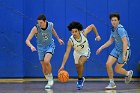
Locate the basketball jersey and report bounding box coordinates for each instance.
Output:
[36,22,54,48]
[69,31,90,54]
[110,24,130,51]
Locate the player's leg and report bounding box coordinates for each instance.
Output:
[44,53,52,74]
[124,49,133,83]
[106,55,117,89]
[44,53,54,89]
[41,61,48,78]
[76,56,87,78]
[75,56,87,90]
[115,49,133,84]
[44,43,55,89]
[75,50,90,79]
[114,63,126,74]
[38,50,48,78]
[114,63,133,84]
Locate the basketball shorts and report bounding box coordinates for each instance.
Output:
[37,42,55,61]
[73,49,91,64]
[110,48,131,64]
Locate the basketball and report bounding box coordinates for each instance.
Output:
[58,70,69,83]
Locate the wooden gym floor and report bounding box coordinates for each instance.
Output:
[0,78,140,93]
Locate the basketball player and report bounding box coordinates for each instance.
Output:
[26,14,64,89]
[96,13,133,89]
[59,21,101,90]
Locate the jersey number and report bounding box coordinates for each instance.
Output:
[77,44,84,49]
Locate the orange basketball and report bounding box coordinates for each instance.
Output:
[58,70,69,83]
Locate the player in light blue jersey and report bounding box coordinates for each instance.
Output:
[26,14,64,89]
[96,13,133,89]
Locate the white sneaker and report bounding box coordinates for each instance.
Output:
[105,90,116,93]
[105,82,116,89]
[45,89,53,93]
[45,73,54,89]
[125,70,133,84]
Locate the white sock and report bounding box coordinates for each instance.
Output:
[44,74,48,80]
[48,73,52,76]
[126,71,130,76]
[48,73,53,80]
[110,79,114,83]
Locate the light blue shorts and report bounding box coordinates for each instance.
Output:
[37,43,55,61]
[110,48,131,64]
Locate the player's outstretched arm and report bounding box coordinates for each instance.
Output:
[58,41,72,72]
[52,27,64,45]
[25,26,37,52]
[84,24,101,41]
[96,38,114,55]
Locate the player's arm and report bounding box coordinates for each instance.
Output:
[122,37,128,61]
[118,28,128,62]
[25,26,37,52]
[101,38,114,49]
[83,24,101,41]
[52,27,64,45]
[52,27,60,40]
[59,40,72,71]
[96,38,114,55]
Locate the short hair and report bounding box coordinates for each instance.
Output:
[109,13,120,21]
[67,21,83,31]
[37,14,46,21]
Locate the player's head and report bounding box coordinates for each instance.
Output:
[109,13,120,28]
[67,22,83,38]
[37,14,47,28]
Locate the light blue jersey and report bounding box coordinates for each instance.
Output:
[110,24,130,51]
[110,24,131,64]
[36,22,54,48]
[35,22,55,61]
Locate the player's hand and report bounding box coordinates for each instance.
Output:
[30,46,37,52]
[123,55,127,62]
[58,66,64,72]
[58,38,64,45]
[96,47,102,55]
[95,36,101,41]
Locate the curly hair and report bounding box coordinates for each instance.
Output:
[67,21,83,31]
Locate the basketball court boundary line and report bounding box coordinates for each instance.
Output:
[0,78,139,83]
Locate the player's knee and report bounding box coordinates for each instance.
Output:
[114,66,121,73]
[106,62,112,67]
[78,61,84,66]
[44,60,50,64]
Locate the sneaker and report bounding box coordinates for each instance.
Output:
[45,73,54,89]
[105,82,116,89]
[125,70,133,84]
[76,77,85,90]
[45,89,53,93]
[105,90,116,93]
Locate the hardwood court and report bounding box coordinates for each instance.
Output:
[0,80,139,93]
